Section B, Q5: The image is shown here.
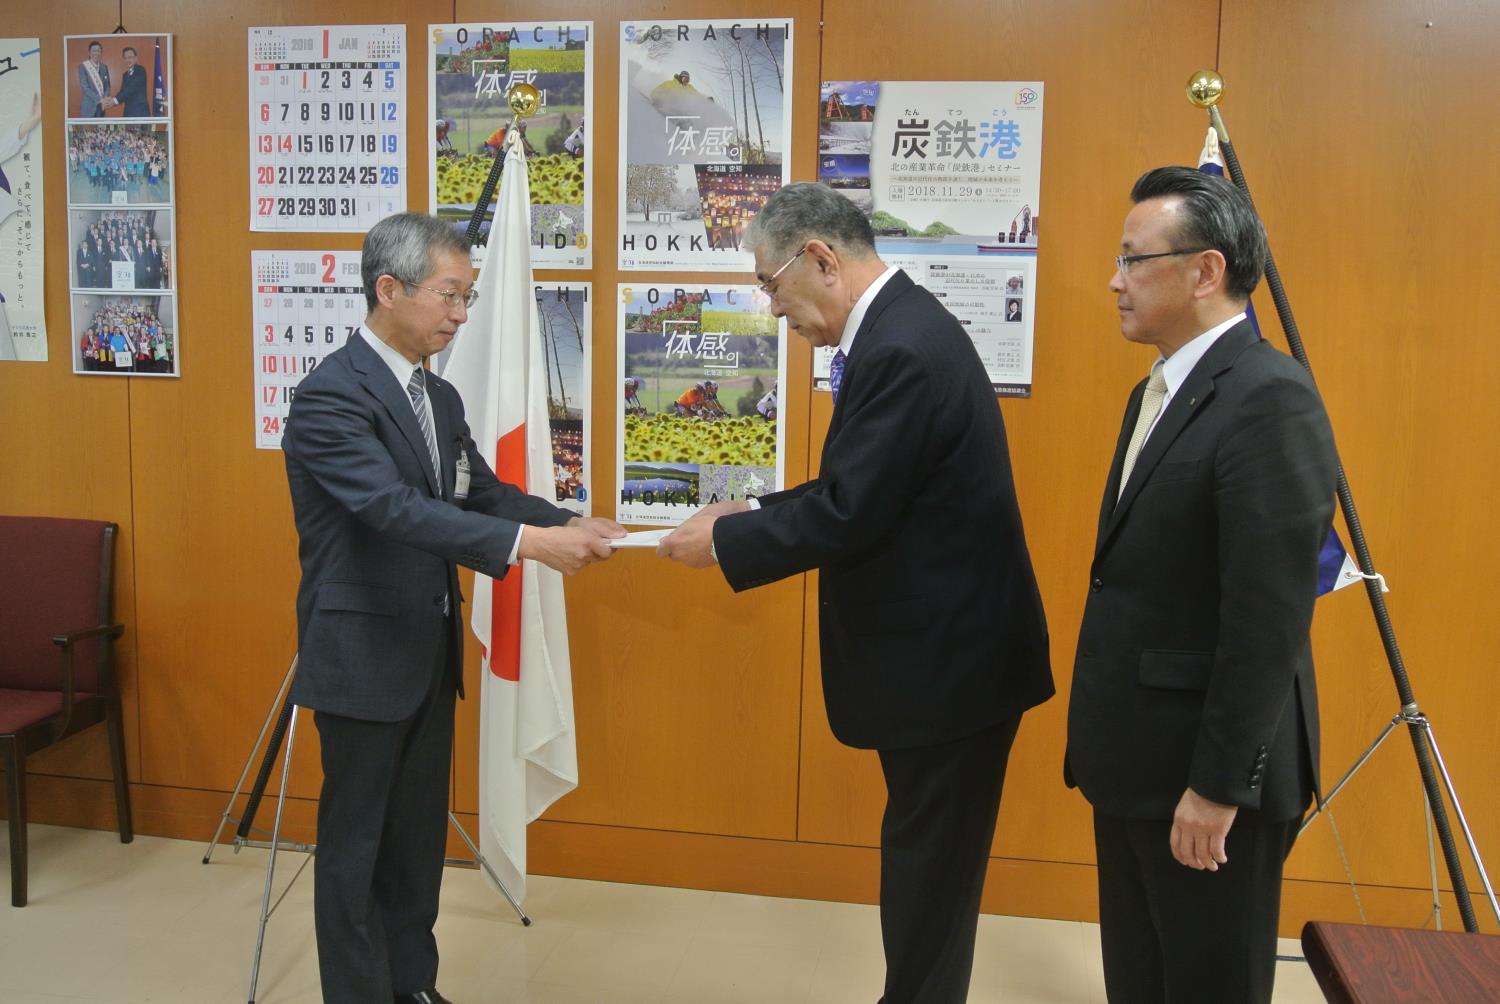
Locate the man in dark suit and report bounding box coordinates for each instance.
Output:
[76,239,95,288]
[659,182,1053,1003]
[1066,167,1339,1003]
[115,46,149,117]
[283,212,623,1004]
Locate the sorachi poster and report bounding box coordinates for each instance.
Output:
[618,20,792,271]
[617,283,785,525]
[430,22,592,268]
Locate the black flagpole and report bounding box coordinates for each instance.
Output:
[1186,72,1481,933]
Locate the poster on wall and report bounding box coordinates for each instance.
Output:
[429,22,592,269]
[535,283,592,513]
[617,20,792,272]
[248,25,406,232]
[251,250,365,449]
[816,80,1044,396]
[0,38,45,362]
[617,283,785,526]
[65,33,179,377]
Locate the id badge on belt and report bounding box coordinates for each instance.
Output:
[454,448,471,501]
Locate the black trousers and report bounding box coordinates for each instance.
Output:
[1093,811,1301,1004]
[311,634,456,1003]
[876,715,1022,1004]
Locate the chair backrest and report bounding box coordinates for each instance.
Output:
[0,516,116,693]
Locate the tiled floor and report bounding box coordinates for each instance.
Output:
[0,824,1328,1003]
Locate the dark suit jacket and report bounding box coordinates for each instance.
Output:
[714,270,1053,750]
[1066,320,1338,823]
[283,332,572,723]
[117,66,149,117]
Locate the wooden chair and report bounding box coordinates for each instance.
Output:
[0,516,133,907]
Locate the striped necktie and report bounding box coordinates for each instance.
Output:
[406,366,442,493]
[829,349,847,403]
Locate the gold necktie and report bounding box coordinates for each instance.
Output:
[1117,361,1167,501]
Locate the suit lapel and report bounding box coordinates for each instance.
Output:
[347,333,443,498]
[1098,380,1143,541]
[428,373,457,499]
[825,270,914,445]
[1096,322,1260,557]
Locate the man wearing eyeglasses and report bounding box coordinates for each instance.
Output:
[283,212,623,1004]
[1066,168,1338,1003]
[659,182,1053,1002]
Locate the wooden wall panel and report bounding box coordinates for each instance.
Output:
[6,0,1498,940]
[1,1,142,789]
[1219,0,1500,905]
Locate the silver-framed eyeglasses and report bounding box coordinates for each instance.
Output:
[1113,248,1209,274]
[757,246,808,298]
[403,281,479,309]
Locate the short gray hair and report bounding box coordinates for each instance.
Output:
[360,212,471,311]
[743,183,877,264]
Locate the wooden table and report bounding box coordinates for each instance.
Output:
[1302,921,1500,1002]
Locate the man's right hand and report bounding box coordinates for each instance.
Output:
[518,525,614,575]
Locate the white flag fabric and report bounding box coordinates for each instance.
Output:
[439,137,577,903]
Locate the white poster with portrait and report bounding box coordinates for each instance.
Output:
[617,20,792,272]
[617,283,785,526]
[0,38,45,361]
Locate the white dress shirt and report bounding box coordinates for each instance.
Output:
[1144,311,1247,442]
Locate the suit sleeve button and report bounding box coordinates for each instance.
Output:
[1090,578,1103,593]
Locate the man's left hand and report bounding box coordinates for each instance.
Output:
[657,501,748,568]
[569,515,627,540]
[1170,787,1238,871]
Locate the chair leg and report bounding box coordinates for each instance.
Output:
[3,739,26,907]
[105,697,133,844]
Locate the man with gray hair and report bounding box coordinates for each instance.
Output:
[284,212,623,1003]
[1067,167,1338,1002]
[659,183,1053,1002]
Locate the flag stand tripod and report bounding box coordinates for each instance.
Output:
[1186,70,1498,934]
[201,657,529,1004]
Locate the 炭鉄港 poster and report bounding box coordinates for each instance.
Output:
[817,80,1043,395]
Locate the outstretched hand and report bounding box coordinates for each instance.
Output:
[519,524,614,575]
[657,500,749,568]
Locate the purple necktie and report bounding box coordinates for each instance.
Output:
[829,349,847,403]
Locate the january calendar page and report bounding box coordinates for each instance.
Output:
[248,25,406,232]
[251,250,365,449]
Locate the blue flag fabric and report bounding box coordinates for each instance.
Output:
[1197,129,1358,597]
[152,39,167,117]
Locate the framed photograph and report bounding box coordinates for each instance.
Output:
[66,123,172,206]
[64,35,170,120]
[71,292,177,376]
[69,208,174,290]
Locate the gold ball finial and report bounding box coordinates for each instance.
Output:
[1186,69,1224,108]
[507,82,540,120]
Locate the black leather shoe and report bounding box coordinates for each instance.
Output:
[394,992,453,1004]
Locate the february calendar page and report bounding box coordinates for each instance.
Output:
[252,250,365,448]
[248,25,406,232]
